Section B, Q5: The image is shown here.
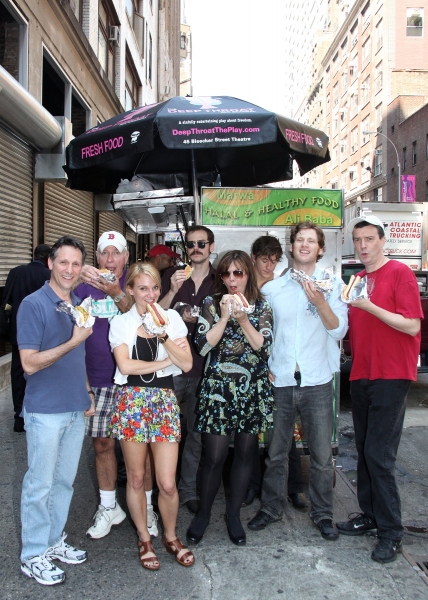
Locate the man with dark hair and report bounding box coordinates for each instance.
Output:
[2,244,51,432]
[159,225,216,514]
[18,236,94,586]
[249,222,348,540]
[337,216,423,563]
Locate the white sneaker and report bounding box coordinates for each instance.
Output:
[21,553,65,586]
[147,504,158,537]
[86,503,126,539]
[46,532,87,564]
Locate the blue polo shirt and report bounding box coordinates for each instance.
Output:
[17,282,89,414]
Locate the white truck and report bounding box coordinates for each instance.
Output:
[342,201,428,270]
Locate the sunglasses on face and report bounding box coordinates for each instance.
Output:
[221,270,245,280]
[186,240,210,249]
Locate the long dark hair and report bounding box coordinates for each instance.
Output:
[213,250,263,303]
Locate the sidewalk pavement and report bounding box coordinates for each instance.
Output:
[1,379,428,600]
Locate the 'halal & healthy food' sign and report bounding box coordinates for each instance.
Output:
[201,188,342,227]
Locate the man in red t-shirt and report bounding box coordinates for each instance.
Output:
[337,215,423,564]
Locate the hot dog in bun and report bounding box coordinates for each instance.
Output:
[146,302,169,327]
[341,275,361,302]
[232,291,250,309]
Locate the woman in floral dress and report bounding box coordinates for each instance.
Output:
[109,262,195,570]
[186,250,274,546]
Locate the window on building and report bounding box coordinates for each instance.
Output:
[407,8,423,36]
[333,81,339,106]
[375,61,383,94]
[412,141,417,165]
[351,126,358,153]
[375,18,383,51]
[362,154,371,182]
[349,56,358,82]
[146,31,152,83]
[125,0,136,27]
[362,1,371,30]
[361,116,370,145]
[341,170,347,190]
[333,117,338,137]
[98,1,117,86]
[332,52,339,73]
[331,179,338,189]
[0,0,27,84]
[375,103,382,131]
[341,36,348,61]
[374,144,382,175]
[42,54,90,135]
[125,51,141,111]
[333,145,338,167]
[351,21,358,48]
[341,136,347,160]
[70,0,81,21]
[362,37,371,69]
[325,66,330,87]
[350,91,359,117]
[361,75,370,105]
[180,33,186,50]
[403,146,407,171]
[374,186,383,201]
[341,69,348,92]
[350,163,358,186]
[326,93,330,115]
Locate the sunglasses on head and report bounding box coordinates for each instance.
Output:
[186,240,210,249]
[221,270,245,280]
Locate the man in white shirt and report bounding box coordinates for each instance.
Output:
[248,222,348,540]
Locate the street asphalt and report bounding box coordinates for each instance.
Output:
[1,377,428,600]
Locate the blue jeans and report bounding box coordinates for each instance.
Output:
[351,379,410,541]
[261,381,334,523]
[21,408,85,560]
[175,376,202,503]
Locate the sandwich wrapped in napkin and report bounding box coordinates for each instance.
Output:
[341,275,368,304]
[228,291,255,315]
[97,269,116,283]
[290,269,334,296]
[56,296,95,328]
[141,302,170,335]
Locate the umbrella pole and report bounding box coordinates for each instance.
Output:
[191,149,201,225]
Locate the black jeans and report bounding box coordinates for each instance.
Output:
[351,378,410,541]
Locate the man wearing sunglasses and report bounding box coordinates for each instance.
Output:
[159,225,216,515]
[248,222,348,541]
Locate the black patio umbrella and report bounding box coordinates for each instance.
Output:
[64,96,330,200]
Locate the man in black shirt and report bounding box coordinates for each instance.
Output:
[2,244,51,432]
[159,226,215,514]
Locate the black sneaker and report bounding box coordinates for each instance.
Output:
[371,538,402,563]
[336,513,377,536]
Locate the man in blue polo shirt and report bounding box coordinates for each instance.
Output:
[17,236,94,586]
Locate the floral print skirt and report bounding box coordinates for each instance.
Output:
[110,386,181,443]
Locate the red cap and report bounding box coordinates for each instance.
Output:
[147,244,180,258]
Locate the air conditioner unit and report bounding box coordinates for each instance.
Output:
[374,149,382,155]
[109,26,120,45]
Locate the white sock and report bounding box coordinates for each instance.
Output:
[146,490,152,506]
[100,489,116,509]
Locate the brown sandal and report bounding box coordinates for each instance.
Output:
[162,535,195,567]
[138,539,160,571]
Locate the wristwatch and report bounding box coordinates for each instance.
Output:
[113,291,125,304]
[158,333,169,344]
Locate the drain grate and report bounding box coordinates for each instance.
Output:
[402,550,428,587]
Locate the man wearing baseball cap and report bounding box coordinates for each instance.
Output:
[146,244,180,274]
[76,231,130,539]
[337,215,423,563]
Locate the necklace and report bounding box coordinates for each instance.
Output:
[134,331,159,384]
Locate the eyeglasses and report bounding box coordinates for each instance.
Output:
[221,270,245,280]
[186,240,210,249]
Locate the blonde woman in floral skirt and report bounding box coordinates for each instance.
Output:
[109,262,194,570]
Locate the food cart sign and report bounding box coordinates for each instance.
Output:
[201,188,342,227]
